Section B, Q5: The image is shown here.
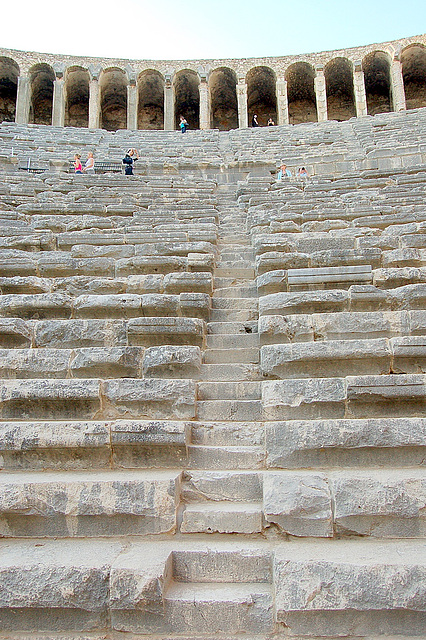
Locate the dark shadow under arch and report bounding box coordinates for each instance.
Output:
[286,62,317,124]
[325,57,356,121]
[138,70,164,130]
[246,66,277,127]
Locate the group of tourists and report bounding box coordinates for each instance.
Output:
[73,152,95,174]
[252,114,276,127]
[277,163,309,180]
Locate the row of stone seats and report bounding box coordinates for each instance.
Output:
[0,464,423,538]
[1,539,423,636]
[1,414,423,471]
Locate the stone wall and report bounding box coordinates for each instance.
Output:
[0,34,425,131]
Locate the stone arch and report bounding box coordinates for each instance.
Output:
[99,67,127,131]
[401,44,426,110]
[174,70,199,130]
[246,66,277,126]
[29,63,55,125]
[363,51,392,115]
[285,62,317,124]
[137,69,164,130]
[65,66,89,128]
[209,67,238,131]
[324,57,356,121]
[0,57,19,123]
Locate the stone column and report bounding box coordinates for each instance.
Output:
[314,65,328,122]
[127,78,138,130]
[52,72,65,127]
[353,60,368,118]
[88,67,101,130]
[199,73,209,130]
[237,79,248,129]
[276,78,289,125]
[164,74,174,130]
[15,74,31,124]
[390,56,406,112]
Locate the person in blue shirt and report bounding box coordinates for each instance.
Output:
[277,163,292,180]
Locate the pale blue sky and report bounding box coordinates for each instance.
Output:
[2,0,425,60]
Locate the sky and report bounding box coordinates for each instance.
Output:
[1,0,425,61]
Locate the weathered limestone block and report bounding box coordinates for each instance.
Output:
[126,274,164,294]
[0,256,37,277]
[163,271,213,294]
[391,336,426,373]
[263,472,333,537]
[110,543,171,633]
[70,347,144,378]
[102,379,196,419]
[0,318,31,347]
[382,248,423,267]
[258,314,314,345]
[73,294,142,319]
[373,267,426,289]
[52,275,128,296]
[0,275,52,295]
[262,378,346,420]
[34,319,127,348]
[0,293,72,319]
[38,255,114,278]
[261,339,391,378]
[111,420,188,446]
[115,256,187,276]
[347,374,426,417]
[256,251,310,275]
[142,346,201,378]
[181,471,262,502]
[179,292,211,320]
[71,244,134,259]
[256,270,287,295]
[0,471,179,536]
[274,540,426,636]
[312,310,409,341]
[266,417,426,468]
[127,317,205,346]
[259,290,348,316]
[332,470,426,537]
[287,265,372,290]
[0,379,101,420]
[0,539,120,630]
[0,348,71,378]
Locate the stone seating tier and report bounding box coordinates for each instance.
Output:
[0,113,425,639]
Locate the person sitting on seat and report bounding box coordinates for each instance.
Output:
[277,163,292,180]
[122,148,139,175]
[298,166,309,178]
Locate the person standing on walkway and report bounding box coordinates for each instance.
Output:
[74,154,82,174]
[179,116,188,133]
[251,114,260,127]
[83,151,95,174]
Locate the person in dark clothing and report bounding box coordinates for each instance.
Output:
[123,148,138,175]
[251,114,259,127]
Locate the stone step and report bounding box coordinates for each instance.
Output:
[206,333,259,348]
[197,399,264,421]
[212,297,258,310]
[180,502,263,533]
[190,420,264,446]
[215,266,256,278]
[212,284,258,298]
[207,320,258,334]
[198,381,262,400]
[164,582,274,634]
[187,444,265,469]
[210,308,259,322]
[198,362,262,381]
[203,346,260,364]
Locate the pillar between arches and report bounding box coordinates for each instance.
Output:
[237,80,248,129]
[15,74,30,124]
[127,79,138,130]
[391,56,406,112]
[52,73,65,127]
[88,67,101,129]
[199,74,209,130]
[353,60,368,117]
[164,75,174,130]
[314,65,328,122]
[276,78,289,125]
